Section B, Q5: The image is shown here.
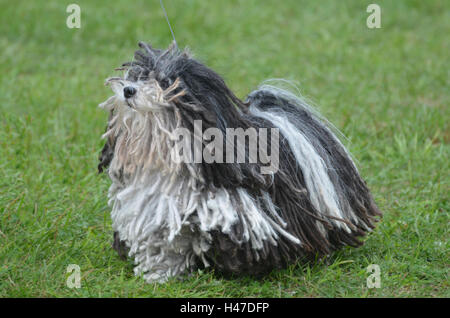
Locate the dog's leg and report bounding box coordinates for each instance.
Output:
[112,231,129,260]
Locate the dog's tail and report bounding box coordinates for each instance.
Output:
[246,82,382,255]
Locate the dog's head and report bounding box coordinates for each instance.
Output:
[101,43,185,116]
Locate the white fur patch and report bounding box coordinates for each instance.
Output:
[249,105,353,232]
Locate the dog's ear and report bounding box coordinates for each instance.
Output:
[98,110,116,173]
[173,58,247,130]
[98,137,114,173]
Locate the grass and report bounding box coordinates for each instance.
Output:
[0,0,448,297]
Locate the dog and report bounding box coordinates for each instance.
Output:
[98,41,382,283]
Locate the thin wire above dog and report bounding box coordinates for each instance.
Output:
[160,0,177,47]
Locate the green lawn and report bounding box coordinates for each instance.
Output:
[0,0,448,297]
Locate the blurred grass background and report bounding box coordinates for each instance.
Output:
[0,0,448,297]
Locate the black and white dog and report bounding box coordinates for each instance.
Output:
[98,42,381,283]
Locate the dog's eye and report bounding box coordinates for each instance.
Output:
[155,76,170,90]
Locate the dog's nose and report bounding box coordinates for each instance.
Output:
[123,86,136,99]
